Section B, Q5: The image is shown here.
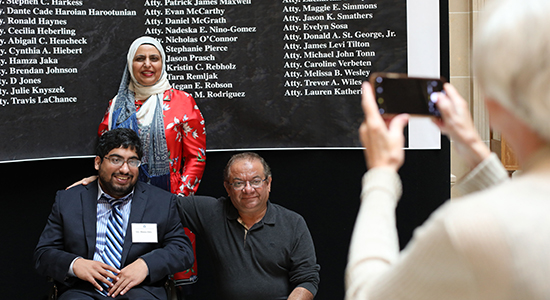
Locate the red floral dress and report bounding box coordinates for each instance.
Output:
[99,88,206,196]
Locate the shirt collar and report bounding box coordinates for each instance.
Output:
[225,197,276,226]
[262,202,276,225]
[96,181,134,203]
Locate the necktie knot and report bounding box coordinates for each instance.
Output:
[101,193,132,209]
[109,199,123,209]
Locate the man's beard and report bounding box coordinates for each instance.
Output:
[99,173,135,198]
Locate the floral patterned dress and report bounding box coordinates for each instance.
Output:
[99,88,206,196]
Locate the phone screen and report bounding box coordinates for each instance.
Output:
[372,75,444,117]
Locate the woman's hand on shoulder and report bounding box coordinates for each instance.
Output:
[66,175,98,190]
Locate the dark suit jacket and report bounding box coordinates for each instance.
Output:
[33,180,193,298]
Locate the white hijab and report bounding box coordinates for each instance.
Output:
[126,36,171,100]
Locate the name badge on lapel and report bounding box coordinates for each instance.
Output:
[132,223,158,243]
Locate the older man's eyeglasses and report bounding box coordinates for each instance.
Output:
[228,178,267,190]
[104,155,142,168]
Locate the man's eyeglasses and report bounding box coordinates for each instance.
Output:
[104,155,142,168]
[227,178,267,190]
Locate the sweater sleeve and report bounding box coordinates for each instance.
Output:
[453,153,509,196]
[345,168,401,299]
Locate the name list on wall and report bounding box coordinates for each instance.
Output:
[0,0,406,161]
[282,1,380,98]
[139,0,403,102]
[147,0,252,100]
[1,0,137,107]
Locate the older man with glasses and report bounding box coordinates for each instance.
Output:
[177,152,320,300]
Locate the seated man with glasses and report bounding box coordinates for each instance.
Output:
[34,128,194,300]
[177,152,320,300]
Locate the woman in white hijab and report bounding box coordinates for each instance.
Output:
[99,36,206,197]
[98,36,206,285]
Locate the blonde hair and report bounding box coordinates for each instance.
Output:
[474,0,550,141]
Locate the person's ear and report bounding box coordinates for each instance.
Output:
[94,156,101,171]
[266,176,272,193]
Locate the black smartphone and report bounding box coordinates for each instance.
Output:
[369,72,445,118]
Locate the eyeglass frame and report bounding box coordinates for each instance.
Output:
[226,177,269,190]
[103,155,142,168]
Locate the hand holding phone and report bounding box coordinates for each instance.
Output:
[369,72,446,118]
[358,81,409,171]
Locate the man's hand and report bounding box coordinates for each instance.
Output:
[72,258,119,292]
[359,82,409,171]
[65,175,98,190]
[108,258,149,297]
[288,287,314,300]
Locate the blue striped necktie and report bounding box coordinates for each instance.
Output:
[98,194,127,296]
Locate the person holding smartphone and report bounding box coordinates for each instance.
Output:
[346,0,550,299]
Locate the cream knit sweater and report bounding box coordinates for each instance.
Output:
[346,149,550,299]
